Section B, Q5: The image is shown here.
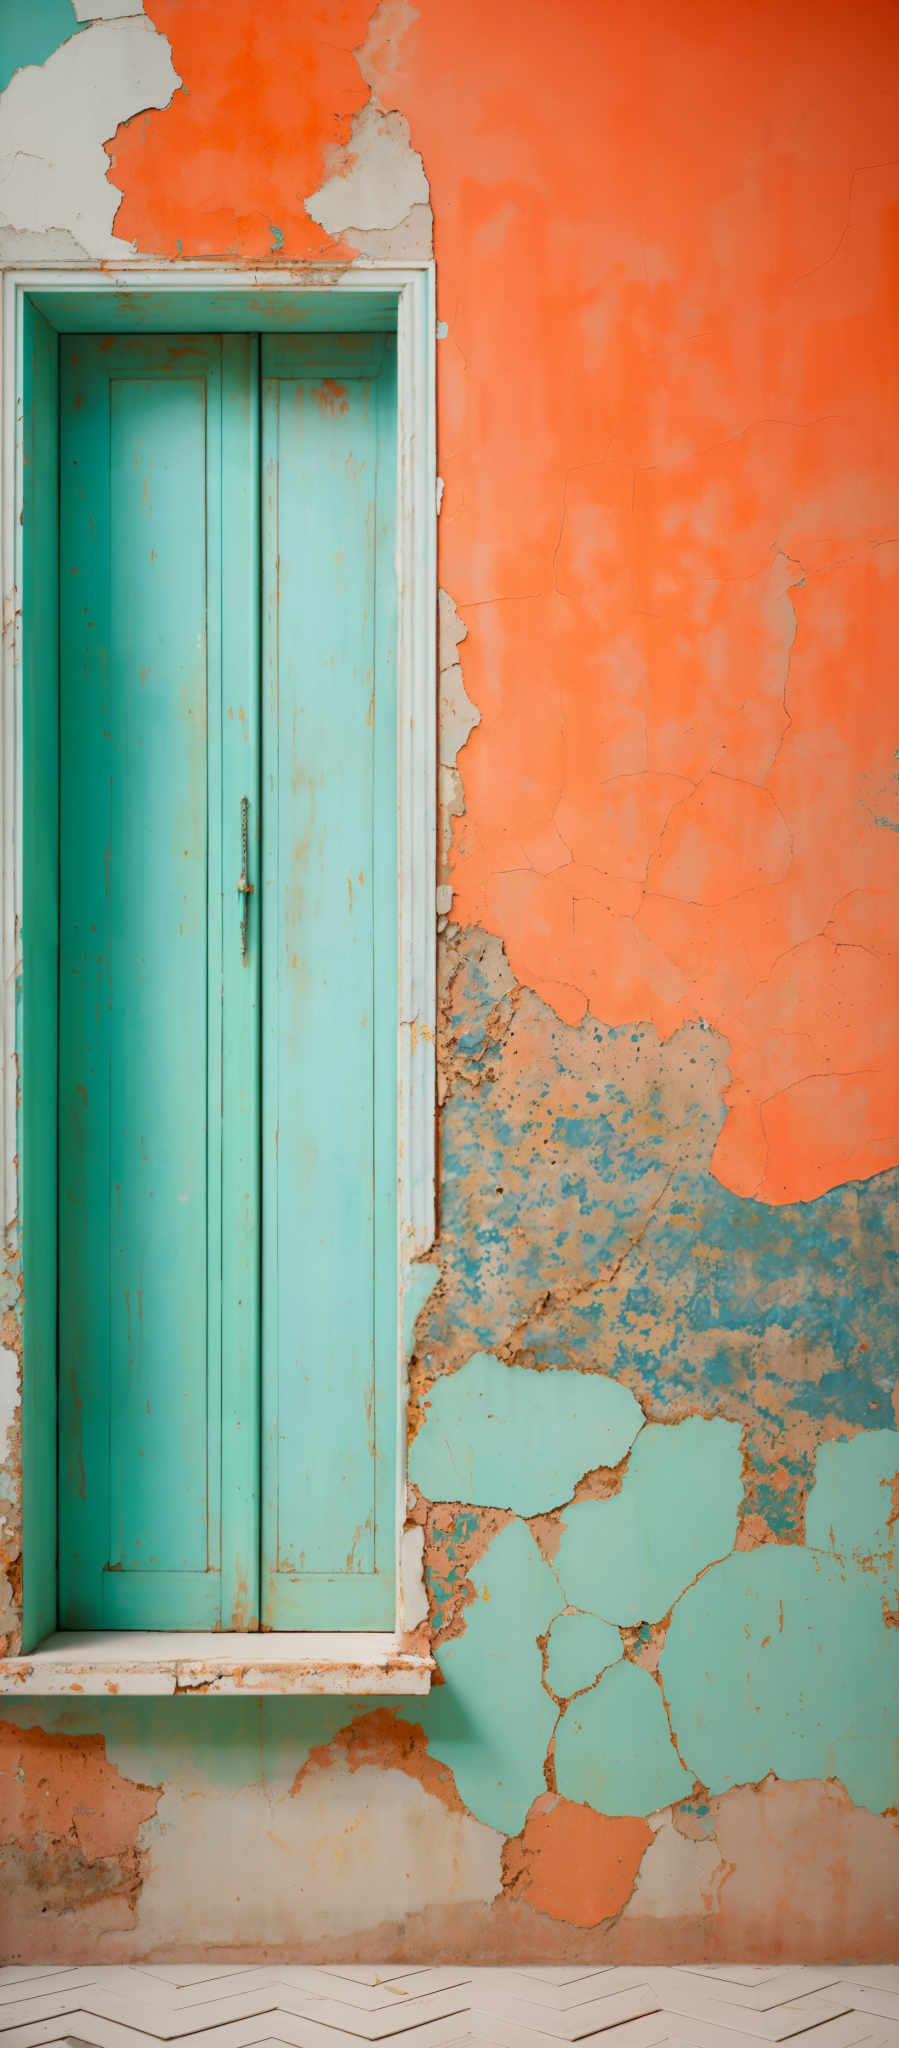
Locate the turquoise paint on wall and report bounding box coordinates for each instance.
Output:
[553,1418,744,1625]
[555,1658,690,1816]
[545,1611,622,1700]
[404,1517,560,1836]
[410,1351,643,1515]
[661,1544,899,1815]
[422,936,899,1539]
[0,0,81,95]
[805,1430,899,1561]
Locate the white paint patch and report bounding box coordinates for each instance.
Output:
[624,1811,725,1921]
[0,1346,18,1475]
[400,1524,429,1630]
[73,0,145,17]
[137,1761,502,1949]
[0,13,179,261]
[439,588,479,770]
[307,99,429,238]
[437,590,479,911]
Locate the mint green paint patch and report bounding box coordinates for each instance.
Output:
[805,1430,899,1564]
[554,1658,689,1816]
[545,1611,622,1699]
[0,0,81,94]
[661,1546,899,1815]
[407,1517,560,1834]
[409,1352,643,1515]
[403,1261,440,1362]
[554,1418,743,1624]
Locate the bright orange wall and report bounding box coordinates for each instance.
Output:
[114,0,899,1211]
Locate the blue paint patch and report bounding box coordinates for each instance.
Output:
[427,933,899,1537]
[425,1507,482,1636]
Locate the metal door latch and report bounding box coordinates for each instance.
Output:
[237,795,253,959]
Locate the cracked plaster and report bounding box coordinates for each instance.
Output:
[553,1418,744,1625]
[0,10,179,260]
[409,1349,642,1517]
[1,0,898,1967]
[544,1611,622,1702]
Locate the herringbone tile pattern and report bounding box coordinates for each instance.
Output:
[0,1968,897,2048]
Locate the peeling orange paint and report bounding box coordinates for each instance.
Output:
[0,1722,161,1948]
[292,1707,468,1816]
[108,0,373,261]
[502,1793,653,1928]
[367,0,899,1206]
[0,1721,160,1863]
[108,0,899,1194]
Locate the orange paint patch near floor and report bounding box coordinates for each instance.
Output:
[503,1794,653,1927]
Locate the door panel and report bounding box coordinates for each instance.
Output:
[260,335,398,1628]
[58,335,259,1630]
[57,330,397,1634]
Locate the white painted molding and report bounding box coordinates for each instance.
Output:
[0,1631,433,1696]
[0,259,437,1644]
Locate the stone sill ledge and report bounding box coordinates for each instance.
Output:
[0,1632,434,1697]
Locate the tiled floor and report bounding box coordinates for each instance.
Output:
[0,1967,898,2048]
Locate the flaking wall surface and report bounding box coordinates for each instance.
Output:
[0,0,897,1963]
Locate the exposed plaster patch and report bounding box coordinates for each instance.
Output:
[710,1775,899,1961]
[306,99,431,258]
[333,203,433,263]
[0,1347,18,1479]
[73,1,146,16]
[0,12,180,260]
[622,1810,725,1925]
[0,1324,22,1655]
[400,1524,429,1630]
[438,591,479,916]
[292,1706,468,1817]
[136,1755,502,1953]
[439,589,478,767]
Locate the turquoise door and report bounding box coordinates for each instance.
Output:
[57,332,397,1632]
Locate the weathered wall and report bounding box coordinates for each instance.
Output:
[1,0,898,1961]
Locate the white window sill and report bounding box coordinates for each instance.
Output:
[0,1632,433,1697]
